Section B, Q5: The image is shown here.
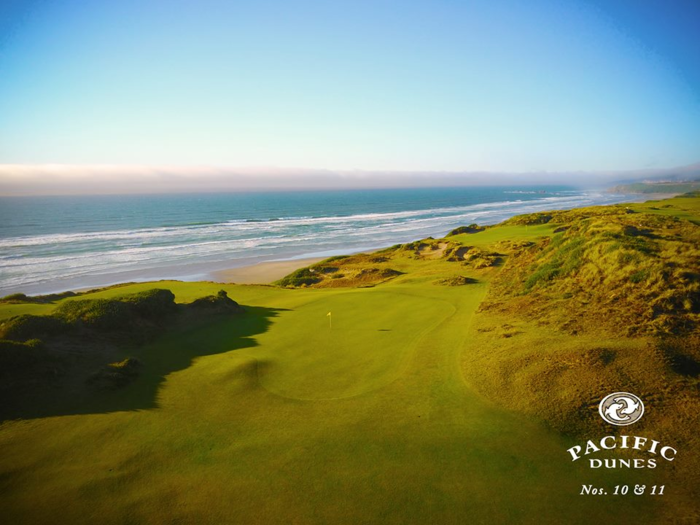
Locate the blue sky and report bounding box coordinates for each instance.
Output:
[0,0,698,172]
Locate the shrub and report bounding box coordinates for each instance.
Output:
[504,213,553,225]
[0,338,47,369]
[54,289,177,330]
[119,289,177,319]
[0,293,28,303]
[0,291,77,304]
[55,299,134,330]
[463,249,502,268]
[356,268,401,279]
[188,291,244,313]
[447,224,484,236]
[0,315,68,341]
[276,268,322,287]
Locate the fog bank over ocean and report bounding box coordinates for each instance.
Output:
[0,186,644,296]
[1,163,699,195]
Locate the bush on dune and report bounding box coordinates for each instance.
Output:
[54,299,135,331]
[0,339,46,368]
[188,290,244,313]
[0,288,243,344]
[276,261,403,288]
[0,291,77,304]
[276,268,323,287]
[0,288,246,403]
[484,210,700,336]
[446,223,485,236]
[0,314,68,341]
[120,289,178,319]
[54,289,178,330]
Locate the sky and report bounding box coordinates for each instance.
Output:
[0,0,699,187]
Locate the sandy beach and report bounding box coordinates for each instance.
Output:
[210,257,325,285]
[207,192,676,287]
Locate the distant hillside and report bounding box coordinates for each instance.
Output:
[609,180,700,194]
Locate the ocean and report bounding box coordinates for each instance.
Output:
[0,186,639,296]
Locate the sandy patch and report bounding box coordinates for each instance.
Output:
[210,258,326,285]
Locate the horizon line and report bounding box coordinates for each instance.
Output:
[0,161,698,197]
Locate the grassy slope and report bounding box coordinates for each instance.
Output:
[2,196,699,523]
[610,181,700,194]
[463,194,700,521]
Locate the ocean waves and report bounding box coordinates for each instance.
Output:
[0,189,636,294]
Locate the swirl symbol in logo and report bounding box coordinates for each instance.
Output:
[598,392,644,426]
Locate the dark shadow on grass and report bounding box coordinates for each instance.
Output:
[0,306,287,421]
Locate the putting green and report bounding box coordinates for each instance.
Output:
[248,288,455,399]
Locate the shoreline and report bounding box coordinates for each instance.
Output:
[1,192,681,296]
[205,193,682,286]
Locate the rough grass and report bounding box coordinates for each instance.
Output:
[275,238,505,289]
[276,252,406,288]
[485,207,700,336]
[463,194,700,522]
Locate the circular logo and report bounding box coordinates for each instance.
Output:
[599,392,644,426]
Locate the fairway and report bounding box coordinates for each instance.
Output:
[0,274,657,523]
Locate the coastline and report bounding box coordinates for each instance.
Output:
[0,192,679,296]
[206,193,682,286]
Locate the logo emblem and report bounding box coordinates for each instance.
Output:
[598,392,644,426]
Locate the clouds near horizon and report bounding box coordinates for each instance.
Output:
[1,163,699,196]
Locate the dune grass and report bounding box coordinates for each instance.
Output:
[1,194,699,523]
